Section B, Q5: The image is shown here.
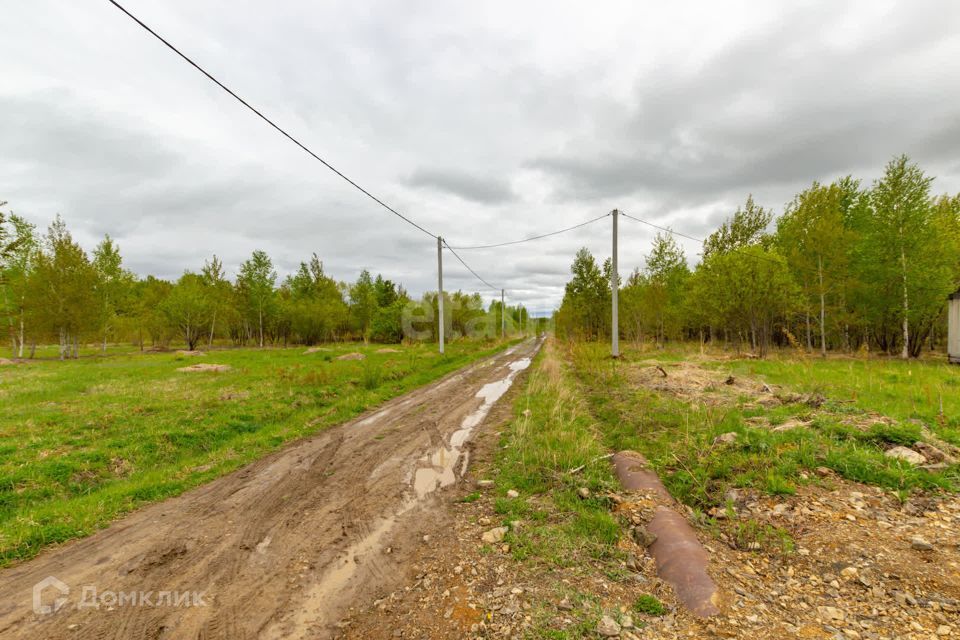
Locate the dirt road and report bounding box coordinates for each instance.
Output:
[0,338,541,640]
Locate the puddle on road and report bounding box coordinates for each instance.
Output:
[412,356,531,499]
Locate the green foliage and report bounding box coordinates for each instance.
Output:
[689,245,799,355]
[27,216,99,359]
[620,233,691,347]
[555,154,960,359]
[236,249,277,347]
[555,248,612,340]
[0,340,503,566]
[161,273,213,350]
[703,194,773,259]
[633,594,667,616]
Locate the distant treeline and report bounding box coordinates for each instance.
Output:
[556,155,960,358]
[0,209,529,359]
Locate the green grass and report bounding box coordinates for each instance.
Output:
[713,354,960,445]
[491,340,623,568]
[632,594,666,616]
[564,342,960,511]
[0,339,511,566]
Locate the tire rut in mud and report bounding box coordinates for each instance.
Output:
[0,339,541,640]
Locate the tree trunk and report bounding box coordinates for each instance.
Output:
[900,245,910,360]
[3,284,14,355]
[102,295,109,354]
[209,308,217,348]
[18,310,25,358]
[59,327,66,361]
[258,307,264,348]
[818,255,827,358]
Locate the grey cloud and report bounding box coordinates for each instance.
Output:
[3,0,960,312]
[404,168,514,204]
[530,1,960,210]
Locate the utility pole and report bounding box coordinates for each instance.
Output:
[437,236,444,354]
[611,209,619,358]
[501,289,506,339]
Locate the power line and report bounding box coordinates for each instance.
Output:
[447,213,611,250]
[105,0,436,239]
[619,212,704,244]
[442,240,500,291]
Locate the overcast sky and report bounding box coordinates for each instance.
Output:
[3,0,959,313]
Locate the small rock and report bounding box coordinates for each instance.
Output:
[840,566,858,579]
[477,479,494,488]
[557,598,573,611]
[884,446,926,465]
[506,489,520,499]
[482,526,509,544]
[621,615,634,629]
[937,625,952,636]
[577,487,591,499]
[336,352,366,361]
[817,606,845,623]
[714,432,738,445]
[915,441,950,463]
[772,503,791,516]
[596,615,621,637]
[911,537,934,551]
[632,526,657,548]
[815,466,832,477]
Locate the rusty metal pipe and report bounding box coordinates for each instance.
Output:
[612,451,721,618]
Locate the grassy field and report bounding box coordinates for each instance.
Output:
[491,339,621,566]
[485,339,669,637]
[714,354,960,441]
[565,343,960,513]
[0,339,509,566]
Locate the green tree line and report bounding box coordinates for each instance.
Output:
[556,155,960,358]
[0,207,530,359]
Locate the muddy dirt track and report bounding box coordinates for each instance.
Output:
[0,338,542,640]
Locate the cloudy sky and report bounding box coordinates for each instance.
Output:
[3,0,959,313]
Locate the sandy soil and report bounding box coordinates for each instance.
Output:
[0,338,541,640]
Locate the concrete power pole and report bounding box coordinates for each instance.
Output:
[611,209,620,358]
[501,289,505,339]
[437,236,444,355]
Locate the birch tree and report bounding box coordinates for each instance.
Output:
[161,273,212,350]
[237,250,276,347]
[864,156,950,358]
[29,217,97,359]
[92,235,133,352]
[200,255,231,347]
[2,215,37,356]
[776,181,855,355]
